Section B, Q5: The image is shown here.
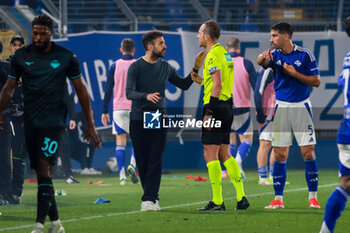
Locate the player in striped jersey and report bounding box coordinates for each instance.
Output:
[257,21,321,209]
[320,16,350,233]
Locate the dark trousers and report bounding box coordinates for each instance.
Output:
[130,120,167,202]
[10,119,26,196]
[0,116,12,194]
[56,128,72,178]
[69,128,95,169]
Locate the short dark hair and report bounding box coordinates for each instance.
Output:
[121,38,135,53]
[270,21,293,38]
[10,35,25,45]
[32,15,53,30]
[203,20,220,40]
[345,16,350,37]
[142,31,163,51]
[226,37,240,49]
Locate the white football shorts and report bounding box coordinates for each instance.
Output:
[272,98,316,147]
[231,112,253,135]
[112,110,130,135]
[338,144,350,176]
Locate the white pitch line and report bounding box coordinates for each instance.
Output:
[0,183,338,232]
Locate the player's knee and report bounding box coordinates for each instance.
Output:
[274,154,287,161]
[340,175,350,193]
[301,145,315,160]
[35,160,53,178]
[204,146,218,162]
[273,147,288,161]
[302,150,315,160]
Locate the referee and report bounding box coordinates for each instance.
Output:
[126,31,204,211]
[193,20,249,211]
[0,15,100,233]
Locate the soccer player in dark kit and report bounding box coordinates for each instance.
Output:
[0,15,101,233]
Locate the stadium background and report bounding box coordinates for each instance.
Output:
[0,0,349,171]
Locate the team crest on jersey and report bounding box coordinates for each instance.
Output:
[344,57,350,67]
[275,60,281,66]
[294,60,302,67]
[50,60,60,69]
[207,58,213,65]
[25,61,34,66]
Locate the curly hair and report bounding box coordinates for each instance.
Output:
[32,15,53,30]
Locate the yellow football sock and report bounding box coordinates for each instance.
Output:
[207,160,223,205]
[224,156,245,201]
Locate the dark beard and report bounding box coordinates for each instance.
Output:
[151,50,164,60]
[33,41,50,52]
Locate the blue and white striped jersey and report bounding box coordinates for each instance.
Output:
[268,45,320,102]
[337,51,350,144]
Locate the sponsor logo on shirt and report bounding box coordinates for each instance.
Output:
[224,53,232,62]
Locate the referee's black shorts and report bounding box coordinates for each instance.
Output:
[201,98,234,145]
[24,127,64,169]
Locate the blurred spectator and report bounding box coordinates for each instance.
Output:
[70,111,101,175]
[85,0,108,31]
[0,0,14,6]
[53,82,80,183]
[8,35,26,204]
[0,35,25,205]
[0,41,12,206]
[164,0,185,21]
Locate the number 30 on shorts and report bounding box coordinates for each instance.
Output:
[41,137,59,157]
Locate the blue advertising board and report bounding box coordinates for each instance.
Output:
[56,31,184,127]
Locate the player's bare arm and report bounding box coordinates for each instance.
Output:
[203,70,222,130]
[71,77,101,147]
[283,63,321,87]
[257,49,273,67]
[210,70,222,98]
[0,78,18,130]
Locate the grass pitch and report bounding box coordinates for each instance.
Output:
[0,169,349,233]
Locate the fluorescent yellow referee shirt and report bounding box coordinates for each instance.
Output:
[202,43,234,105]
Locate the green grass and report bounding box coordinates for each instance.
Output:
[0,169,349,233]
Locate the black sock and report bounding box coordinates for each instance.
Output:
[48,195,59,221]
[36,177,54,224]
